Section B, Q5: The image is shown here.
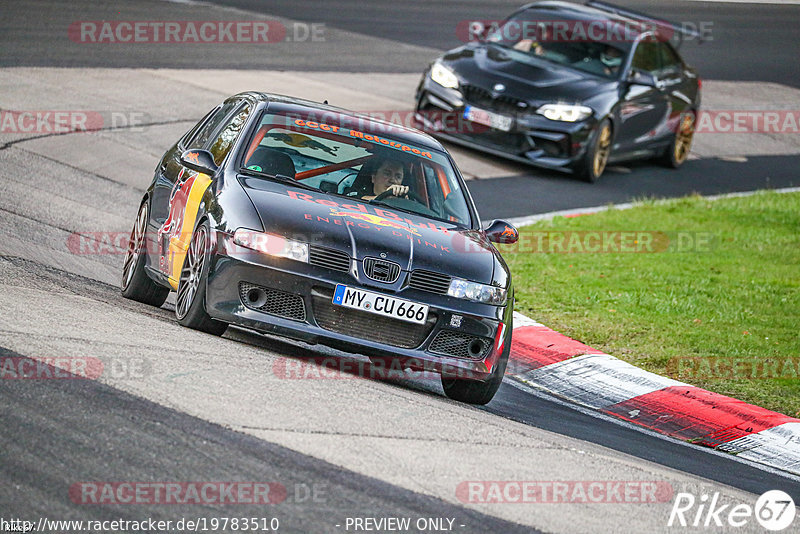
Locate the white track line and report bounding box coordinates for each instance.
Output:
[501,186,800,228]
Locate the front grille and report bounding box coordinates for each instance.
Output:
[408,270,451,295]
[239,282,306,321]
[429,330,492,360]
[309,245,351,272]
[363,257,401,283]
[312,289,437,349]
[469,130,530,152]
[462,84,528,116]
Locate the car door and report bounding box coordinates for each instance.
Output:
[615,38,670,154]
[154,99,249,286]
[654,41,695,135]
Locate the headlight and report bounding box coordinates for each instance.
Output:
[447,278,507,305]
[430,61,459,89]
[233,229,308,263]
[536,103,593,122]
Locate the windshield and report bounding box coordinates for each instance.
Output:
[485,10,630,79]
[239,110,473,227]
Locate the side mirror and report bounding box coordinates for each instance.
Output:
[627,69,658,88]
[180,149,219,175]
[485,220,518,244]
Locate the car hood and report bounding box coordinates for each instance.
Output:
[238,176,502,284]
[443,44,617,105]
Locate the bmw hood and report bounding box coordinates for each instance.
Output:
[238,177,503,285]
[442,44,616,104]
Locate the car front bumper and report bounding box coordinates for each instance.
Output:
[415,73,598,172]
[204,231,513,380]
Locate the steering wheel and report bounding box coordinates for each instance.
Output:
[371,188,427,205]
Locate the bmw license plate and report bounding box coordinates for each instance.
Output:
[333,284,429,325]
[464,105,513,132]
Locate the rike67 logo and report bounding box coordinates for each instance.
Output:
[669,490,796,531]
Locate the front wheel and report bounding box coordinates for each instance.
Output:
[175,220,227,336]
[441,324,511,405]
[660,111,695,168]
[121,201,169,307]
[576,119,612,183]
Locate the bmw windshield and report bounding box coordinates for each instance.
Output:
[239,110,474,227]
[484,8,632,79]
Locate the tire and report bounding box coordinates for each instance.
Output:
[441,320,512,405]
[577,119,612,183]
[121,201,170,307]
[175,219,227,336]
[660,111,696,168]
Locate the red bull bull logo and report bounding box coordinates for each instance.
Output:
[329,209,421,236]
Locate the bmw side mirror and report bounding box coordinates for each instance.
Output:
[485,220,519,244]
[180,149,219,175]
[627,70,658,88]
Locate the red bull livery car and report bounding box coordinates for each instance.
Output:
[121,93,518,404]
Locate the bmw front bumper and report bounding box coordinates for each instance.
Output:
[415,72,598,172]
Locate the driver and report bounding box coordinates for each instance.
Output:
[361,159,408,201]
[600,45,624,76]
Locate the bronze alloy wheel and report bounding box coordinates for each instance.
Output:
[593,123,612,178]
[674,113,695,165]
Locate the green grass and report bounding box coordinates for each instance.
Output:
[499,191,800,417]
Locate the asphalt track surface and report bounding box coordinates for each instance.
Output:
[2,0,800,532]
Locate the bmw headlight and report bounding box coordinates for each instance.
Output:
[430,61,459,89]
[536,103,593,122]
[233,229,308,263]
[447,278,507,305]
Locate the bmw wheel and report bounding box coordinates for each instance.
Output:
[121,201,169,306]
[175,219,227,336]
[578,119,612,183]
[661,111,695,168]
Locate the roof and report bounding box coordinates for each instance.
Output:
[231,92,447,153]
[513,1,658,49]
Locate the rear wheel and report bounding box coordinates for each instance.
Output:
[175,220,227,336]
[121,202,169,306]
[577,119,612,183]
[661,111,695,168]
[441,321,512,405]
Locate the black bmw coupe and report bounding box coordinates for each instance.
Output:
[415,1,701,181]
[121,92,518,404]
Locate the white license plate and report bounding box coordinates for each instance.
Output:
[332,284,429,325]
[464,105,513,132]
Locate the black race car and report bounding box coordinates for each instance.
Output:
[415,0,701,182]
[121,92,518,405]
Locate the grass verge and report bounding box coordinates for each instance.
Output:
[499,190,800,417]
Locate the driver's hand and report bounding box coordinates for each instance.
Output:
[387,184,409,197]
